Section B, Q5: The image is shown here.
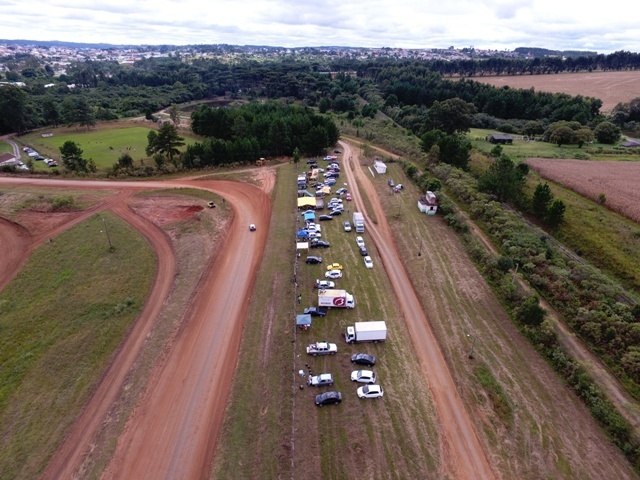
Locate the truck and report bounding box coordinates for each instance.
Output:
[307,373,334,386]
[306,341,338,356]
[318,289,356,309]
[345,321,387,343]
[353,211,365,233]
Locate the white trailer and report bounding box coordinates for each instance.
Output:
[345,321,387,343]
[352,211,365,233]
[318,289,356,308]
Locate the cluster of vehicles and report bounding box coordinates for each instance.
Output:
[22,146,58,167]
[299,152,385,406]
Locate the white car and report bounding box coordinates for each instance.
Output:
[355,236,365,248]
[357,384,384,399]
[249,224,256,231]
[314,280,335,289]
[363,256,373,269]
[325,270,343,279]
[343,221,352,232]
[351,370,376,384]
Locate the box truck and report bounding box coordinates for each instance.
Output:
[318,289,356,308]
[353,211,365,233]
[345,321,387,343]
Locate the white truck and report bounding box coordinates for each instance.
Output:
[306,341,338,356]
[318,289,356,309]
[345,321,387,343]
[353,211,365,233]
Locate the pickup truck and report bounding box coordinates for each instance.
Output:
[307,373,334,386]
[306,341,338,356]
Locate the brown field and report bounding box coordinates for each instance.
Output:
[527,158,640,222]
[472,71,640,112]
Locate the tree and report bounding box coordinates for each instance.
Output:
[168,104,179,125]
[532,183,553,218]
[593,121,621,144]
[62,96,95,130]
[42,97,61,127]
[59,141,89,172]
[292,147,301,164]
[425,98,477,134]
[117,152,134,170]
[478,154,527,202]
[0,85,27,134]
[549,126,576,146]
[517,295,545,326]
[546,199,566,227]
[420,129,445,151]
[575,127,594,148]
[318,97,330,113]
[437,134,471,169]
[146,122,185,165]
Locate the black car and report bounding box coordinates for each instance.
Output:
[351,353,376,367]
[359,246,368,256]
[318,215,334,221]
[310,240,331,248]
[304,306,329,317]
[315,391,342,406]
[329,209,343,216]
[305,256,323,264]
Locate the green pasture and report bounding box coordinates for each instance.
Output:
[0,142,12,154]
[0,212,155,479]
[19,125,197,170]
[469,128,640,162]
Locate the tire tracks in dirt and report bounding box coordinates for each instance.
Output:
[339,141,496,480]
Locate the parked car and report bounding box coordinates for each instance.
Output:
[249,224,257,231]
[355,236,365,248]
[325,270,343,279]
[315,391,342,406]
[329,209,343,216]
[351,370,377,384]
[310,239,331,248]
[307,373,334,387]
[326,263,343,270]
[357,385,384,399]
[314,280,335,289]
[318,215,333,221]
[326,178,337,186]
[363,256,374,269]
[351,353,376,366]
[359,246,368,256]
[305,256,323,264]
[345,193,352,201]
[336,187,347,195]
[343,221,352,232]
[304,306,328,317]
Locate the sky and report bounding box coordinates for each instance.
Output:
[2,0,640,53]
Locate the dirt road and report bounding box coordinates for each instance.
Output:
[340,141,496,479]
[0,175,271,480]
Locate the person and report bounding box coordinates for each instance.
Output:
[297,294,302,304]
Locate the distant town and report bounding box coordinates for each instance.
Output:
[0,39,599,77]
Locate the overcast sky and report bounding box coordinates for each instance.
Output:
[2,0,639,53]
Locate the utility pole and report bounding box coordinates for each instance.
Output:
[467,333,477,360]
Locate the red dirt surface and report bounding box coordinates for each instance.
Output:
[472,71,640,112]
[0,173,272,480]
[340,142,496,479]
[526,158,640,223]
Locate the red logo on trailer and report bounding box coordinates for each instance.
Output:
[333,297,345,307]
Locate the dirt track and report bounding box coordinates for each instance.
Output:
[340,142,496,479]
[0,175,271,480]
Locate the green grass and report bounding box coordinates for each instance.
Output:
[473,364,514,425]
[0,141,12,154]
[19,124,197,170]
[469,128,640,162]
[0,213,156,480]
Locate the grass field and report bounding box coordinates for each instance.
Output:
[469,128,640,162]
[18,123,197,170]
[0,213,156,480]
[0,142,12,154]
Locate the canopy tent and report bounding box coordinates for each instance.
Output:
[296,314,312,330]
[297,197,317,209]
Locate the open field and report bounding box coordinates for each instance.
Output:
[0,212,155,479]
[469,128,640,162]
[18,122,197,170]
[0,141,12,154]
[471,71,640,112]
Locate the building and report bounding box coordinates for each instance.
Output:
[418,191,438,215]
[486,133,513,144]
[374,160,387,174]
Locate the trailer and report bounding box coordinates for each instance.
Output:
[318,289,356,309]
[345,321,387,343]
[352,211,365,233]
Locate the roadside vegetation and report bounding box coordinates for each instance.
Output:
[0,213,155,479]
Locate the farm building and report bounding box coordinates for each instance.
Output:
[486,133,513,144]
[418,191,438,215]
[0,152,17,164]
[374,160,387,174]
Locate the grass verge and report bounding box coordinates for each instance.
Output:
[0,213,155,480]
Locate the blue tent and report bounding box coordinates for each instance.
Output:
[296,314,312,330]
[296,229,310,239]
[303,212,316,222]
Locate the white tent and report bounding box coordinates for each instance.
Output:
[374,160,387,174]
